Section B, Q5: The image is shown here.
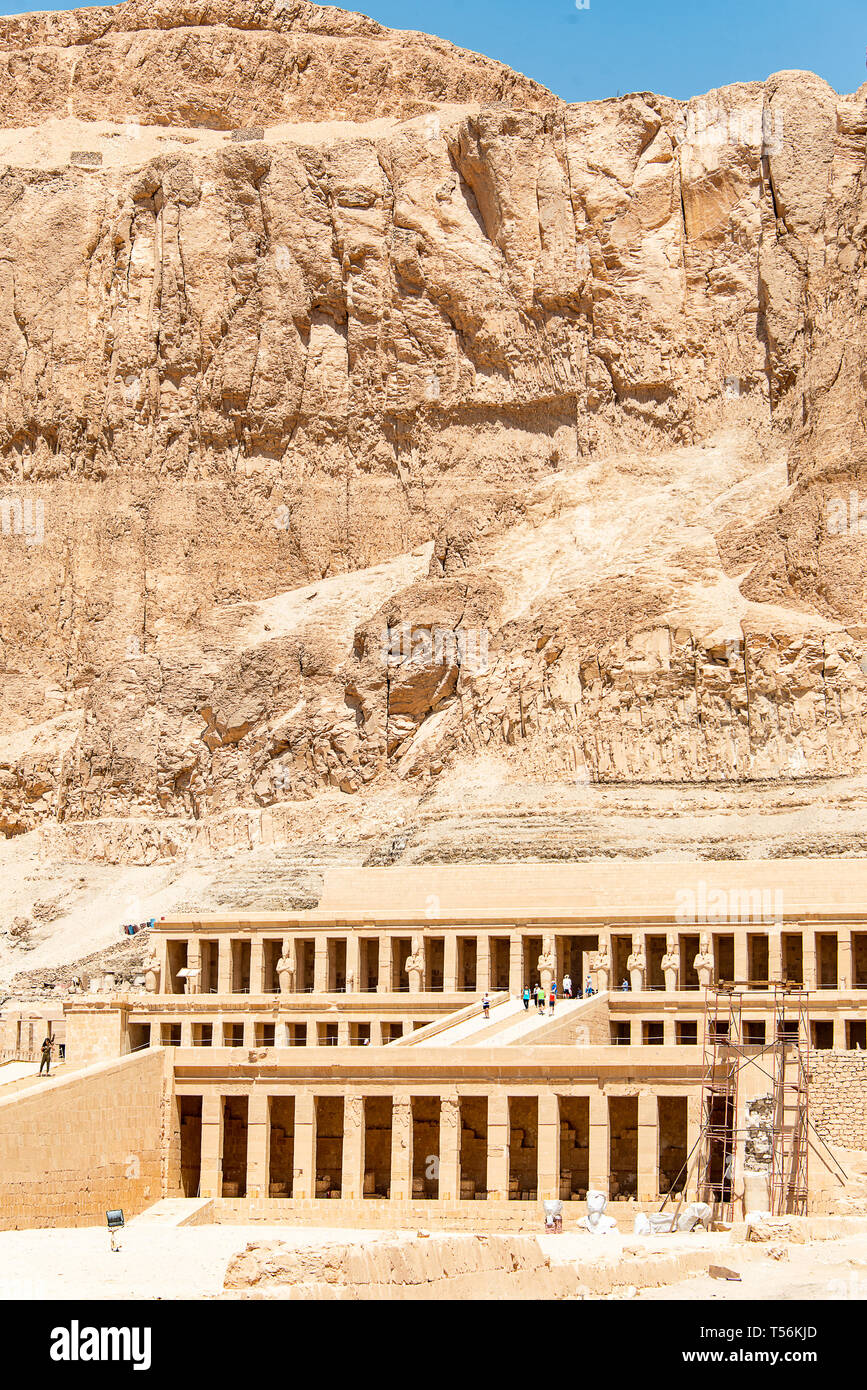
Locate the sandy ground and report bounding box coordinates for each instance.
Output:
[2,1221,865,1300]
[0,1224,417,1301]
[640,1231,867,1301]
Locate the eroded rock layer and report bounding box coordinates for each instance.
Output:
[1,0,867,844]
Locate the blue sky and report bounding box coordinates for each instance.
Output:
[1,0,864,102]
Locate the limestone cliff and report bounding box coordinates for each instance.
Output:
[1,0,867,847]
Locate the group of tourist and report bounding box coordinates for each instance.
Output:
[479,969,599,1022]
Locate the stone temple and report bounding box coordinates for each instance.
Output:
[3,861,865,1239]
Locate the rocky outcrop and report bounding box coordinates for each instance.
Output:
[1,0,867,847]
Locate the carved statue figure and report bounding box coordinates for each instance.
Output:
[276,938,296,995]
[537,935,556,990]
[694,932,715,988]
[592,938,611,993]
[661,932,680,991]
[627,935,646,993]
[405,934,425,992]
[578,1189,618,1235]
[143,950,161,994]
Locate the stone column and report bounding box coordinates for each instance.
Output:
[314,938,328,994]
[803,929,817,990]
[686,1092,702,1199]
[246,1091,270,1200]
[337,1018,350,1048]
[242,1018,256,1049]
[275,1014,291,1048]
[378,937,393,993]
[637,1091,658,1202]
[218,937,233,994]
[342,1094,365,1200]
[733,932,748,988]
[443,935,458,993]
[838,928,852,991]
[477,935,491,993]
[628,933,646,993]
[369,1018,383,1046]
[833,1015,846,1049]
[509,932,524,996]
[768,930,782,987]
[185,940,201,996]
[439,1094,461,1202]
[180,1018,194,1048]
[391,1095,413,1200]
[663,1010,676,1046]
[249,937,264,995]
[588,1090,608,1193]
[345,932,360,995]
[538,1092,560,1201]
[486,1094,510,1201]
[293,1093,316,1199]
[199,1093,224,1199]
[149,1020,161,1048]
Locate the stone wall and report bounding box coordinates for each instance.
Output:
[810,1051,867,1149]
[535,992,610,1046]
[0,1048,171,1230]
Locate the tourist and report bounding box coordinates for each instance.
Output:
[39,1033,53,1077]
[563,973,572,999]
[585,976,594,997]
[621,977,630,991]
[482,991,491,1019]
[548,983,556,1015]
[536,983,545,1013]
[522,986,531,1011]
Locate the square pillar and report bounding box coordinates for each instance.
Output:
[439,1094,461,1202]
[199,1093,223,1199]
[249,937,264,995]
[314,938,328,994]
[337,1019,350,1047]
[149,1020,160,1048]
[803,930,817,990]
[768,930,782,987]
[733,933,748,988]
[378,938,393,993]
[293,1093,316,1199]
[443,935,458,993]
[486,1094,509,1201]
[369,1019,383,1046]
[391,1096,413,1200]
[838,928,852,991]
[833,1015,846,1048]
[477,936,491,993]
[346,932,360,994]
[637,1091,658,1202]
[242,1018,256,1049]
[246,1091,270,1200]
[180,1019,194,1048]
[663,1011,676,1046]
[218,938,233,994]
[276,1015,291,1048]
[538,1092,560,1201]
[686,1092,702,1199]
[509,932,524,996]
[342,1094,365,1200]
[588,1090,608,1193]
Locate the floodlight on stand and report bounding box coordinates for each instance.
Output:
[106,1208,124,1252]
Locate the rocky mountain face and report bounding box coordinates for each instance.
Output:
[2,0,867,857]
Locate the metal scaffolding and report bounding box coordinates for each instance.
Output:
[769,985,810,1216]
[694,982,810,1220]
